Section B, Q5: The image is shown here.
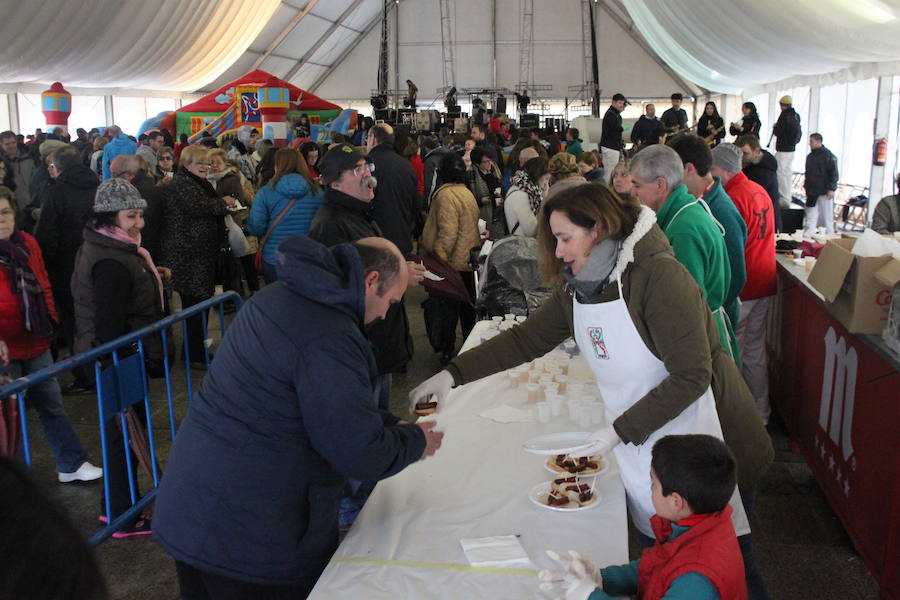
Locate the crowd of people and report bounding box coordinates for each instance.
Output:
[1,87,897,600]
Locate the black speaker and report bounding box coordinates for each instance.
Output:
[495,95,507,114]
[374,109,390,122]
[520,113,539,128]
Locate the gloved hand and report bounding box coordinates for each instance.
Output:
[407,369,455,415]
[568,424,621,458]
[538,550,603,600]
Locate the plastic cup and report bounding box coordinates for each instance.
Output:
[504,313,516,321]
[492,316,503,328]
[792,249,803,259]
[515,315,527,323]
[546,393,564,416]
[536,401,551,424]
[567,399,581,423]
[526,383,541,403]
[804,256,815,271]
[528,372,541,384]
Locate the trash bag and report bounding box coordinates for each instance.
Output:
[476,236,554,318]
[421,296,458,353]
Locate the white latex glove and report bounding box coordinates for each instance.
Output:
[568,424,621,458]
[407,370,454,415]
[538,550,603,600]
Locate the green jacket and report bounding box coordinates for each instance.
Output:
[657,184,739,363]
[704,178,747,328]
[565,139,584,159]
[448,207,772,491]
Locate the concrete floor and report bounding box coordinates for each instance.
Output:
[21,285,880,599]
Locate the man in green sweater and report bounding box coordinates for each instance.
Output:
[670,135,747,331]
[629,144,739,363]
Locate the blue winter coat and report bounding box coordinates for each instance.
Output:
[246,173,324,266]
[101,134,136,180]
[153,236,426,587]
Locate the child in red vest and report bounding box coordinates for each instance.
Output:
[540,434,747,600]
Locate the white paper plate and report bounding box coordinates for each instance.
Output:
[522,432,592,455]
[543,455,609,478]
[528,482,601,512]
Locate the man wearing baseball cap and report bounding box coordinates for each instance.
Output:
[600,93,629,173]
[771,95,802,209]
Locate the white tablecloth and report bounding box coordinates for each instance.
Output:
[309,321,628,599]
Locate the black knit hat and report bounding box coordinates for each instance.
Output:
[318,143,369,184]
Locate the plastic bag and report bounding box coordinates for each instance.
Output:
[225,215,249,257]
[853,228,900,259]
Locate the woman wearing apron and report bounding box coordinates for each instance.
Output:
[410,184,773,599]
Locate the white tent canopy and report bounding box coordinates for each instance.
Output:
[622,0,900,95]
[0,0,280,92]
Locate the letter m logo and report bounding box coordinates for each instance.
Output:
[818,327,856,461]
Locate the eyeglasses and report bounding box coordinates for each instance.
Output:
[353,163,375,176]
[159,155,174,161]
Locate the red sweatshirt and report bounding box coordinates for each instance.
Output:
[724,171,776,299]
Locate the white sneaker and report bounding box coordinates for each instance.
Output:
[58,461,103,483]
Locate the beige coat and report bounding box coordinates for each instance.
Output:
[420,184,481,271]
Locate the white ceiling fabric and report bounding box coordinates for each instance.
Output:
[0,0,280,92]
[622,0,900,94]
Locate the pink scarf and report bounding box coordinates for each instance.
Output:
[95,226,165,309]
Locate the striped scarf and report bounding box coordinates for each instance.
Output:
[0,232,54,338]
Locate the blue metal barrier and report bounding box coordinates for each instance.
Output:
[0,292,243,546]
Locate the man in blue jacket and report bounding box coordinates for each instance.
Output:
[153,235,443,598]
[100,125,136,180]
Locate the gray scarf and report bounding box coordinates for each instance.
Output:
[563,238,621,301]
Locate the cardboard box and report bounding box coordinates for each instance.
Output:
[807,238,899,334]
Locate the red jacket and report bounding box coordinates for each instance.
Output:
[724,171,776,300]
[410,154,425,198]
[0,232,58,360]
[638,506,747,600]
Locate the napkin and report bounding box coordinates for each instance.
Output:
[478,404,533,423]
[460,535,535,568]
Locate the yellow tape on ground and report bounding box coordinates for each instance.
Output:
[332,556,539,577]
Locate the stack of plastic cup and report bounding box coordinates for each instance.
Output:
[567,382,584,400]
[491,316,503,328]
[554,374,568,394]
[526,383,542,403]
[515,315,527,324]
[504,313,516,322]
[508,368,525,388]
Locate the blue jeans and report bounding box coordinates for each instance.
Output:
[4,349,87,473]
[635,486,770,600]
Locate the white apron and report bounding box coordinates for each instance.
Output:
[572,273,750,538]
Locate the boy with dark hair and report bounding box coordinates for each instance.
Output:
[541,434,747,600]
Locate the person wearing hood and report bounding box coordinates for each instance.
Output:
[153,235,441,597]
[577,151,605,183]
[246,148,323,284]
[229,125,259,184]
[546,152,587,201]
[33,146,99,394]
[71,179,170,537]
[409,183,772,598]
[737,134,782,232]
[629,144,739,364]
[159,146,236,368]
[101,126,136,180]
